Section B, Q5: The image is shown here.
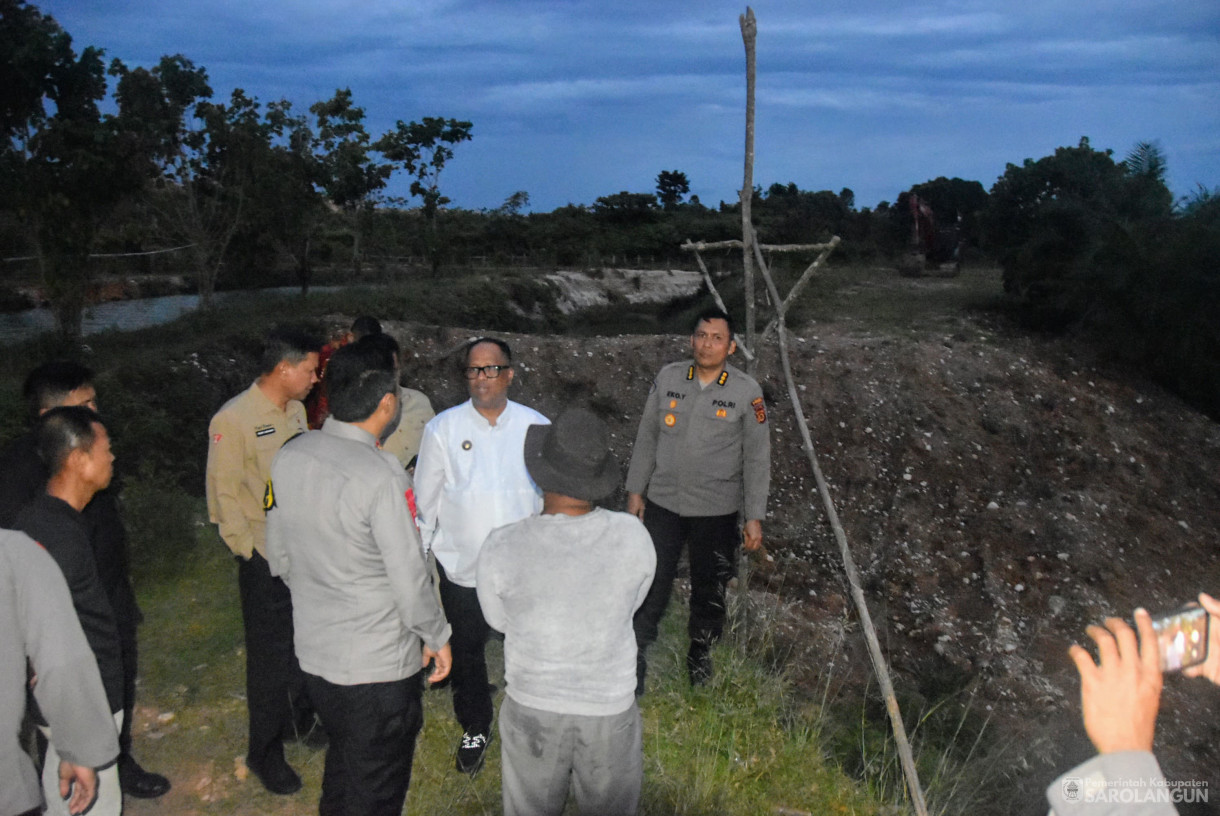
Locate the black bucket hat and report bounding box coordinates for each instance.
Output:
[524,407,621,501]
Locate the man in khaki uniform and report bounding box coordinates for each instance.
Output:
[205,327,321,795]
[626,308,770,691]
[352,331,436,472]
[381,387,434,471]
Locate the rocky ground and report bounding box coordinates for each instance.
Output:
[358,282,1220,815]
[173,265,1218,815]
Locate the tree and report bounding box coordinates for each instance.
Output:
[655,170,690,210]
[986,137,1173,327]
[1122,140,1173,219]
[374,116,472,273]
[592,192,659,225]
[109,55,253,306]
[311,89,390,273]
[497,190,530,217]
[247,101,326,294]
[0,0,140,339]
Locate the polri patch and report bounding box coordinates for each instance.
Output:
[751,397,767,424]
[255,425,276,438]
[716,408,727,418]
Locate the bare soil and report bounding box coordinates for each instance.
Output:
[378,273,1220,814]
[130,265,1220,814]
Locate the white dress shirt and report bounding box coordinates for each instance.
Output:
[414,399,549,587]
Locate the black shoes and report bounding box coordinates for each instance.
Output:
[247,753,302,795]
[118,755,171,799]
[456,731,491,775]
[687,642,713,687]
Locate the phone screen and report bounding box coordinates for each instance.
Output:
[1150,605,1209,672]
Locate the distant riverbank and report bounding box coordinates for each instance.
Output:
[0,286,348,344]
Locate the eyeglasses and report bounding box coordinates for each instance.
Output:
[463,364,509,380]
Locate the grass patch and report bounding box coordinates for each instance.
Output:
[122,498,889,815]
[781,264,1005,336]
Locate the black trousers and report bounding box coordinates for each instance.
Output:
[305,672,424,816]
[117,618,138,758]
[436,562,493,735]
[633,501,738,651]
[237,551,307,766]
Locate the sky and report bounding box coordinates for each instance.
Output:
[37,0,1220,213]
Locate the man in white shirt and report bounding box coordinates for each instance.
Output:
[414,337,549,774]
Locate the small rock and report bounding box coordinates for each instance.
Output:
[987,501,1000,511]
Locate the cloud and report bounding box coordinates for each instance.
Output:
[33,0,1220,211]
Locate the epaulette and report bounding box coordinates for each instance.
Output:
[263,479,276,512]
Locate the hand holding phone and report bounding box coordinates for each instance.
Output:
[1182,592,1220,683]
[1149,604,1209,673]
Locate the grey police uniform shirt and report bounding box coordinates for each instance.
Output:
[1047,751,1178,816]
[626,360,771,520]
[265,418,451,687]
[1,531,118,816]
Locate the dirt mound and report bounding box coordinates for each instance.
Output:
[372,309,1219,813]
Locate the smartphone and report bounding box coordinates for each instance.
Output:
[1149,605,1209,672]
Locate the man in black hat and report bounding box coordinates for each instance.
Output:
[476,407,655,816]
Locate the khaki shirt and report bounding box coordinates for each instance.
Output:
[380,387,435,469]
[625,360,770,520]
[206,382,307,559]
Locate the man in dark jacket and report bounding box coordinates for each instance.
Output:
[0,362,169,799]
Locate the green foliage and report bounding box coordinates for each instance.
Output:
[121,474,206,582]
[985,137,1219,417]
[310,88,390,212]
[594,191,662,225]
[0,0,143,338]
[374,116,473,274]
[656,170,690,210]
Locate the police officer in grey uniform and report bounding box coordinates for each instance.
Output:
[626,308,770,690]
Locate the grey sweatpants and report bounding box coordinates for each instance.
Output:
[499,695,642,816]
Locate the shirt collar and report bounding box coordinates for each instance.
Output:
[461,398,515,429]
[320,416,377,447]
[248,380,289,417]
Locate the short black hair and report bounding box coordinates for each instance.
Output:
[35,405,103,476]
[692,308,735,338]
[259,327,323,375]
[354,332,400,370]
[23,361,94,419]
[350,316,382,340]
[327,342,398,423]
[464,337,512,367]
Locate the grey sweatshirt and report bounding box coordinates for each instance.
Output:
[476,508,655,716]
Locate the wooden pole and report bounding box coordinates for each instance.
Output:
[750,228,929,816]
[739,7,757,375]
